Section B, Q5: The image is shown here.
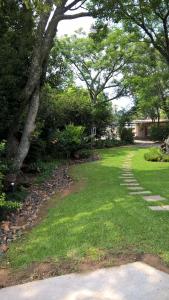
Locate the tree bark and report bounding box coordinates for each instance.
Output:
[7,131,19,160]
[12,86,40,172]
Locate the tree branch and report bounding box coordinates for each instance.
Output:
[61,12,91,20]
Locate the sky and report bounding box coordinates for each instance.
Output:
[57,17,133,111]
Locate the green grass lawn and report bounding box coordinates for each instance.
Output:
[4,146,169,269]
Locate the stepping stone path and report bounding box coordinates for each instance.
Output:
[149,205,169,211]
[124,179,138,183]
[143,195,166,202]
[120,183,139,186]
[119,153,169,212]
[127,186,144,191]
[129,191,152,195]
[120,176,135,179]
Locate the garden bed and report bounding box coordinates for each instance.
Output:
[0,165,73,255]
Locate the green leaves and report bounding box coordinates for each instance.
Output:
[58,28,130,103]
[90,0,169,64]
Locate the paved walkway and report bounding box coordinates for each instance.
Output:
[1,262,169,299]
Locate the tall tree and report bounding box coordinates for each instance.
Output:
[8,0,91,177]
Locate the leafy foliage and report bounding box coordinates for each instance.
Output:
[74,149,92,159]
[94,138,122,149]
[39,85,113,140]
[58,28,128,104]
[0,0,34,138]
[144,147,169,162]
[89,0,169,64]
[50,124,87,158]
[149,125,169,141]
[119,128,134,144]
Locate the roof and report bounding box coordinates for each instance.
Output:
[133,119,169,124]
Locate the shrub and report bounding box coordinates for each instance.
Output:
[149,125,169,141]
[144,147,169,162]
[26,139,47,162]
[104,138,122,148]
[144,147,162,161]
[0,141,21,218]
[0,140,6,156]
[161,154,169,162]
[94,138,121,149]
[0,193,21,220]
[50,124,87,158]
[119,128,134,144]
[0,140,8,173]
[74,149,92,159]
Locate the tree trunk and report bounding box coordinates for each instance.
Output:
[157,108,160,126]
[7,131,19,160]
[12,86,40,173]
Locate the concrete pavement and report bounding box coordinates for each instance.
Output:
[1,262,169,300]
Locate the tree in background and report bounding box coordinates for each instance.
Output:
[90,0,169,65]
[122,42,169,121]
[39,85,113,140]
[59,28,128,105]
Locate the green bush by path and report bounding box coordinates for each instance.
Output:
[144,147,169,162]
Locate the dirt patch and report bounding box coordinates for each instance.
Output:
[142,253,169,274]
[34,179,85,225]
[0,268,10,289]
[1,251,169,288]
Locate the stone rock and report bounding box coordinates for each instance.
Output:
[1,222,10,232]
[0,244,8,253]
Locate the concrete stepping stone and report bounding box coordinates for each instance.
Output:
[124,179,137,182]
[149,205,169,211]
[129,191,151,195]
[120,183,139,186]
[119,176,135,179]
[128,186,144,190]
[122,166,131,169]
[121,174,134,177]
[122,172,132,174]
[123,166,132,168]
[143,195,166,202]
